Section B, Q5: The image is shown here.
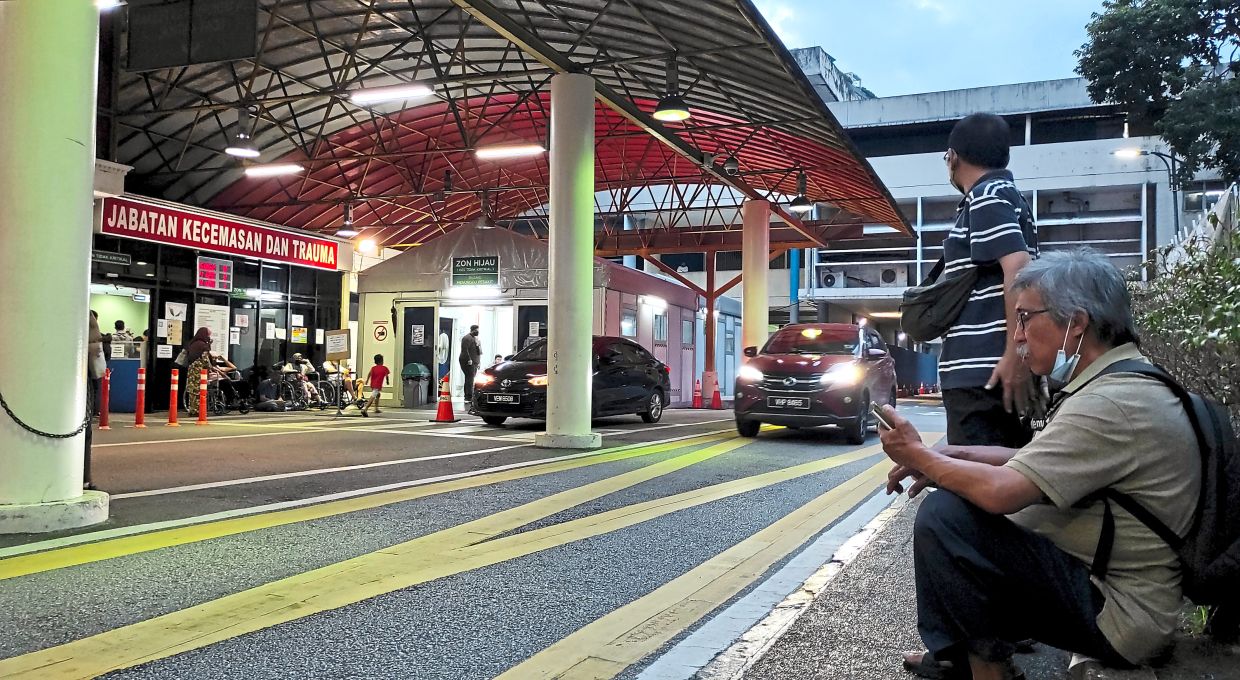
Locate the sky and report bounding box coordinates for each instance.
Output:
[753,0,1107,97]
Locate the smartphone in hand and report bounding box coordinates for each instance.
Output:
[871,401,896,430]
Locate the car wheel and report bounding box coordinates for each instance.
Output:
[640,390,664,423]
[482,415,507,427]
[736,419,760,437]
[844,392,868,444]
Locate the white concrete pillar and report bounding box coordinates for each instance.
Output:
[0,0,109,532]
[741,200,770,354]
[535,73,601,450]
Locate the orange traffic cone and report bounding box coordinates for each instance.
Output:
[692,379,703,409]
[429,373,461,423]
[710,383,723,410]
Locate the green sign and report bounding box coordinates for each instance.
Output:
[452,256,499,286]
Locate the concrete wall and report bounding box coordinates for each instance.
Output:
[827,78,1093,128]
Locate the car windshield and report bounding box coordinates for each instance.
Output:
[761,328,859,355]
[510,339,548,362]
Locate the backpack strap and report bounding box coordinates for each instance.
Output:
[1075,359,1204,578]
[918,257,946,287]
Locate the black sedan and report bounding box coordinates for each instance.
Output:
[470,336,671,426]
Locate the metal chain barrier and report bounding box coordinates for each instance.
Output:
[0,387,91,439]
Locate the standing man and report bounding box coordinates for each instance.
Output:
[459,324,482,399]
[938,113,1038,449]
[903,113,1040,680]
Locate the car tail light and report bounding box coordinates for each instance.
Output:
[662,365,671,374]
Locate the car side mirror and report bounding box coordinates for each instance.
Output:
[743,346,758,358]
[503,355,513,361]
[866,348,888,360]
[597,352,617,365]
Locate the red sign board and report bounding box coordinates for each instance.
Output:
[100,196,340,270]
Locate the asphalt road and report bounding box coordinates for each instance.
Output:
[0,401,947,679]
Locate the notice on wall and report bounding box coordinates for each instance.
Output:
[167,319,183,345]
[529,321,540,338]
[157,344,174,359]
[193,303,231,360]
[165,302,187,322]
[234,314,249,328]
[291,314,304,327]
[325,329,351,361]
[275,328,287,340]
[229,328,241,345]
[411,324,425,346]
[265,322,276,340]
[315,328,325,344]
[111,343,126,358]
[156,319,169,338]
[291,327,308,344]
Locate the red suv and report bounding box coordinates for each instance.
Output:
[733,323,897,443]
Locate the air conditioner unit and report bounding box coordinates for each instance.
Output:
[878,267,909,287]
[819,270,846,289]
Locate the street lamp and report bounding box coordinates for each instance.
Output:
[1113,148,1181,238]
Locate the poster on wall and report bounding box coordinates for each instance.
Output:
[315,328,325,344]
[528,321,540,338]
[265,322,276,340]
[291,327,308,344]
[291,314,304,327]
[193,303,231,360]
[275,328,287,340]
[411,324,425,346]
[157,345,173,359]
[229,328,241,345]
[156,319,168,338]
[165,302,187,321]
[167,319,183,345]
[234,314,249,328]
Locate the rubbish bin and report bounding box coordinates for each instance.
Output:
[401,363,432,407]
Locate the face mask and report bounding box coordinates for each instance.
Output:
[1047,320,1085,393]
[471,330,479,337]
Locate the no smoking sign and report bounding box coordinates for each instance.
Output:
[373,322,389,342]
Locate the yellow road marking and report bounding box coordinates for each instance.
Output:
[0,432,732,582]
[497,460,897,679]
[0,436,903,679]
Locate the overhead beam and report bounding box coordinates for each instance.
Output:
[449,0,828,247]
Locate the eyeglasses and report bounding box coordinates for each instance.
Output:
[1016,308,1050,330]
[942,151,950,164]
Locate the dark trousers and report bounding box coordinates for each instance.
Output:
[943,386,1031,447]
[914,490,1131,667]
[461,361,476,399]
[83,375,94,486]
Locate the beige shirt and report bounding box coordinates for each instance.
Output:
[1006,343,1200,664]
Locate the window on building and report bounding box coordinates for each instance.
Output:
[716,251,741,270]
[654,312,668,343]
[1184,181,1229,214]
[682,319,694,345]
[620,309,637,337]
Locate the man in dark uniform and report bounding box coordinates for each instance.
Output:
[459,325,482,399]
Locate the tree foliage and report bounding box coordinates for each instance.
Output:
[1076,0,1240,181]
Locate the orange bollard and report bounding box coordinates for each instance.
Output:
[691,379,703,409]
[196,369,209,425]
[167,368,180,426]
[429,374,461,423]
[98,368,112,430]
[132,368,146,428]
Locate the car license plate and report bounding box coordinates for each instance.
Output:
[488,394,520,404]
[767,396,809,409]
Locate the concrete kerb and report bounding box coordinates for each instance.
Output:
[0,490,109,535]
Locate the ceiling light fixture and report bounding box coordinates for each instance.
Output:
[788,171,813,214]
[475,143,545,160]
[358,238,378,255]
[349,83,433,105]
[653,59,690,122]
[244,163,304,178]
[335,201,359,237]
[225,107,260,158]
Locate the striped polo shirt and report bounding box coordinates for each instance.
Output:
[938,169,1037,390]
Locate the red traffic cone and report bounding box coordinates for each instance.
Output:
[710,383,723,410]
[429,374,461,423]
[692,379,703,409]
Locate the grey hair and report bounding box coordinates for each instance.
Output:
[1011,248,1139,347]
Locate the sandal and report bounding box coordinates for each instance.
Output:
[902,651,968,680]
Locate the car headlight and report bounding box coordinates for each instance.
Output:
[529,375,549,387]
[737,365,764,383]
[820,363,862,388]
[474,373,494,387]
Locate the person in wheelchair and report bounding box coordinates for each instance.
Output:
[283,353,322,404]
[210,354,250,410]
[321,359,358,407]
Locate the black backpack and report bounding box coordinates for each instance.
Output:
[1074,361,1240,619]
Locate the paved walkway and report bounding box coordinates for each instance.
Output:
[741,497,1240,680]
